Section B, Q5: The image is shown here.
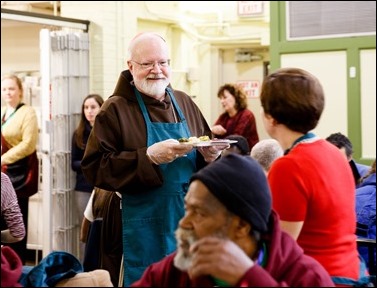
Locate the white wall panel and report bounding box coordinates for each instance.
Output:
[360,49,376,159]
[281,51,348,139]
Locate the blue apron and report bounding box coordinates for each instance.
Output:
[121,87,197,286]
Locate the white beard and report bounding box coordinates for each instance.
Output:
[138,77,169,97]
[173,228,197,272]
[173,248,193,271]
[173,226,230,271]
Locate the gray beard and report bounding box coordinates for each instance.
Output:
[173,223,230,271]
[173,248,194,271]
[173,228,196,271]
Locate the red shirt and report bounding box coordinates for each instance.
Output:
[268,139,359,280]
[214,108,259,149]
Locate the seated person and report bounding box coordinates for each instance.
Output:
[326,132,369,187]
[131,154,334,287]
[355,159,376,274]
[1,172,25,243]
[222,135,250,156]
[250,139,283,174]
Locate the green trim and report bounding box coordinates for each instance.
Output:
[270,2,376,164]
[347,48,362,163]
[269,1,282,71]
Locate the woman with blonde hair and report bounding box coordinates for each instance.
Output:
[1,74,39,264]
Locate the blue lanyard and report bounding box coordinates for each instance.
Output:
[284,132,317,155]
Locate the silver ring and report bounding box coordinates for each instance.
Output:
[175,154,179,158]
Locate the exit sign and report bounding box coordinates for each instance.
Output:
[237,80,260,98]
[238,1,264,17]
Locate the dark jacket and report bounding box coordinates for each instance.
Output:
[131,211,334,287]
[81,70,211,193]
[71,122,93,192]
[356,172,376,269]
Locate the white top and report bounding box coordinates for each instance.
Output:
[83,189,95,222]
[83,190,122,222]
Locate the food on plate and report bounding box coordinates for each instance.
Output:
[178,136,210,144]
[198,135,210,142]
[178,137,190,143]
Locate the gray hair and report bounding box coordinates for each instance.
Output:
[250,139,283,172]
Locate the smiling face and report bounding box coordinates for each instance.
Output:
[174,180,235,271]
[127,33,171,100]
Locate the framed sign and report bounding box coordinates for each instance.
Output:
[237,80,260,98]
[238,1,264,17]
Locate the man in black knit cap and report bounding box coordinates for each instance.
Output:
[131,154,334,287]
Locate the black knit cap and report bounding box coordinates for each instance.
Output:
[190,154,271,232]
[225,135,250,155]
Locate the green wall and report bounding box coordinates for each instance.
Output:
[270,2,376,165]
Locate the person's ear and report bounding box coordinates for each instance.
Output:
[233,217,251,238]
[264,113,278,127]
[127,60,133,72]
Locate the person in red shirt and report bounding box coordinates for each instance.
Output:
[260,67,371,286]
[212,83,259,149]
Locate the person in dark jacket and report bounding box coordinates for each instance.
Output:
[356,159,376,274]
[71,93,104,262]
[131,154,334,287]
[326,132,369,187]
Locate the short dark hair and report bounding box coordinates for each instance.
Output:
[326,132,353,158]
[260,68,325,133]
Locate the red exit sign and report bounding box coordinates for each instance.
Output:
[238,1,264,16]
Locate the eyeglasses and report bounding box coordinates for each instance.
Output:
[130,60,170,70]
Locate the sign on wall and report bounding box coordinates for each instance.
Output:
[237,80,260,98]
[238,1,264,17]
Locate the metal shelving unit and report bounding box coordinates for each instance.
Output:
[40,28,89,257]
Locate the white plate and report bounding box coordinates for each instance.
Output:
[182,139,237,147]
